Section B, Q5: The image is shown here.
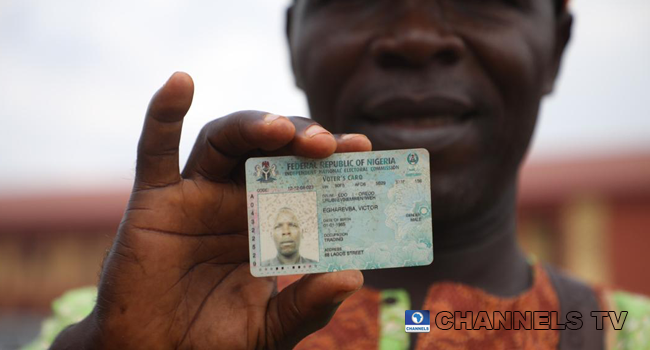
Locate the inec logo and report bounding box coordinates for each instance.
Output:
[405,310,430,333]
[407,153,419,165]
[406,153,422,177]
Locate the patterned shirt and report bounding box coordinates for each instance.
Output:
[24,264,650,350]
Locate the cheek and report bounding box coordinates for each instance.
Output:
[460,20,555,152]
[466,25,551,109]
[295,27,370,130]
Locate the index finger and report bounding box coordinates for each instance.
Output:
[182,113,340,182]
[182,112,320,181]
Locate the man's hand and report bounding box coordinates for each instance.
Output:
[52,72,371,349]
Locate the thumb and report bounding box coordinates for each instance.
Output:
[265,270,363,349]
[135,71,194,188]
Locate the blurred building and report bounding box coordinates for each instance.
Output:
[518,152,650,294]
[1,153,649,313]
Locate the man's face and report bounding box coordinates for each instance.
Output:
[288,0,569,220]
[272,209,302,257]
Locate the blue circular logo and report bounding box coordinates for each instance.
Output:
[411,312,424,324]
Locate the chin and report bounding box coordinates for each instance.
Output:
[428,166,515,223]
[429,179,480,222]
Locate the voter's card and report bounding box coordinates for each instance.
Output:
[246,149,433,277]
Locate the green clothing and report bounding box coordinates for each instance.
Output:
[22,287,96,350]
[23,287,650,350]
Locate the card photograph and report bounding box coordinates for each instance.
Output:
[258,191,319,266]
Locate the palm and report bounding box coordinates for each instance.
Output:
[76,73,369,350]
[100,179,259,348]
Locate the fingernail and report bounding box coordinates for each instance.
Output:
[305,125,331,138]
[163,72,179,87]
[340,134,364,141]
[264,113,283,125]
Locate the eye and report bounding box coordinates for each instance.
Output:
[500,0,528,9]
[456,0,526,9]
[315,0,358,4]
[310,0,367,10]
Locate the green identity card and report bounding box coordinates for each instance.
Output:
[246,149,433,277]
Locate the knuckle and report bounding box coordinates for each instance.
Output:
[200,111,268,135]
[227,110,268,121]
[288,116,316,127]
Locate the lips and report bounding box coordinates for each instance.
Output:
[361,93,475,129]
[343,90,483,160]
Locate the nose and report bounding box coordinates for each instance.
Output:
[370,3,465,69]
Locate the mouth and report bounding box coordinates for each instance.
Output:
[361,93,475,129]
[344,90,484,156]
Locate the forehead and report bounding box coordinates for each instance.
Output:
[291,0,563,17]
[276,209,298,221]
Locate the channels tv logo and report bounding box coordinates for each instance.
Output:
[405,310,430,333]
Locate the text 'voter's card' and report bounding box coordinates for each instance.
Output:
[245,149,433,277]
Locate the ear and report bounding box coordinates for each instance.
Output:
[543,11,573,95]
[285,4,293,44]
[286,5,304,90]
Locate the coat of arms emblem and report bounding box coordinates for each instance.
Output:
[255,161,277,183]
